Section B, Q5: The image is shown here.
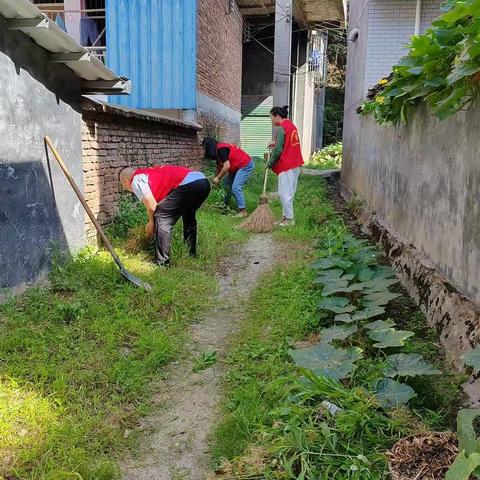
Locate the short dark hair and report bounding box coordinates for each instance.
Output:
[202,136,218,160]
[270,105,289,119]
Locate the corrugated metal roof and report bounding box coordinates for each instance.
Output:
[0,0,130,94]
[106,0,196,110]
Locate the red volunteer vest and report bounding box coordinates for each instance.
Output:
[131,165,191,203]
[272,119,304,175]
[217,143,251,173]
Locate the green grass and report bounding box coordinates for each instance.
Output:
[0,186,246,479]
[211,178,465,479]
[0,165,327,479]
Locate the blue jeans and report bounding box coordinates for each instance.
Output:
[224,160,254,209]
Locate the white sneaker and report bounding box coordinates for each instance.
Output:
[278,219,295,227]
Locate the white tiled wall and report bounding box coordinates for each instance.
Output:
[364,0,442,90]
[421,0,443,32]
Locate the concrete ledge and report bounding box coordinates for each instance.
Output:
[81,98,203,131]
[338,180,480,403]
[302,167,341,178]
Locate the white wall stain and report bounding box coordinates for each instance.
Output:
[72,201,81,219]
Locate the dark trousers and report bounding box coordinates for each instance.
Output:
[153,178,211,266]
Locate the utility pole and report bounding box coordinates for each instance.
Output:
[273,0,292,108]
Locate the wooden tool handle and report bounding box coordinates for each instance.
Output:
[44,136,122,266]
[263,152,270,195]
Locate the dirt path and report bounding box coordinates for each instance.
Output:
[122,234,280,480]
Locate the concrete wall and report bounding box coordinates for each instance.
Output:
[196,0,243,142]
[343,0,480,367]
[82,103,204,239]
[344,105,480,306]
[0,16,84,296]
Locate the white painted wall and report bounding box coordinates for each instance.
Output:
[364,0,442,91]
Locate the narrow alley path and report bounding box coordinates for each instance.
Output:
[122,234,281,480]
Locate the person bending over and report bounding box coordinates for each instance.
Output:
[119,165,210,266]
[203,137,254,218]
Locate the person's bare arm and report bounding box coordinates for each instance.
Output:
[142,192,157,237]
[214,161,230,185]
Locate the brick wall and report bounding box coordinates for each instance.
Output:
[81,104,203,239]
[197,110,240,144]
[197,0,243,110]
[196,0,243,143]
[364,0,442,90]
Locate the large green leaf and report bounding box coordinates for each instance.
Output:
[368,328,415,348]
[352,304,386,321]
[384,353,441,378]
[375,378,416,408]
[356,278,400,293]
[457,409,480,455]
[446,451,480,480]
[310,257,353,270]
[370,266,396,279]
[364,291,402,306]
[358,266,375,281]
[318,297,356,314]
[322,282,364,297]
[364,319,396,331]
[289,344,363,380]
[312,269,344,284]
[334,313,356,324]
[320,324,358,344]
[321,279,349,295]
[461,347,480,373]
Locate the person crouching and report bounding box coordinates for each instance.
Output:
[119,165,210,266]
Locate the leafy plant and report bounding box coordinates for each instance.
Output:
[360,0,480,125]
[367,328,415,349]
[375,378,416,408]
[319,324,358,343]
[462,346,480,373]
[318,296,356,314]
[306,142,343,170]
[446,409,480,479]
[192,350,218,372]
[365,319,397,331]
[384,353,441,378]
[289,343,363,380]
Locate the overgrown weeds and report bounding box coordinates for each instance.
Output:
[0,185,245,479]
[212,177,465,479]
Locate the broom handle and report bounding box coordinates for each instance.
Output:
[263,152,269,195]
[44,136,122,267]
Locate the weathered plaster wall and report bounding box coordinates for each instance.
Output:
[343,106,480,307]
[0,16,84,295]
[343,0,480,371]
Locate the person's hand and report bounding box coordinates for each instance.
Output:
[268,141,275,149]
[145,221,155,238]
[212,177,221,186]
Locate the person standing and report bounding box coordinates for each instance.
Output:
[119,165,210,266]
[268,105,304,227]
[202,137,254,218]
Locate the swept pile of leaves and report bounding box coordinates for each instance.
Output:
[359,0,480,124]
[388,432,458,480]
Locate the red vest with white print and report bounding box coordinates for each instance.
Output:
[272,119,304,175]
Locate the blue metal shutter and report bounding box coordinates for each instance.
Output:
[106,0,197,109]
